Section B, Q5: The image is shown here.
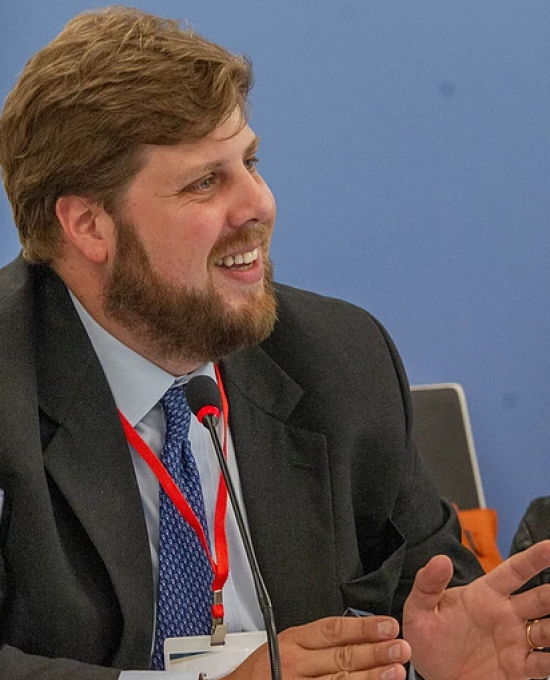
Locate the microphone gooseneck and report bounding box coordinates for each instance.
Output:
[187,375,282,680]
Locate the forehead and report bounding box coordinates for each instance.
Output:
[138,112,256,177]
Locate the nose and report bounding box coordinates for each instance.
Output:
[226,169,276,230]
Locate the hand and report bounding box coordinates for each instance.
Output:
[226,615,411,680]
[403,540,550,680]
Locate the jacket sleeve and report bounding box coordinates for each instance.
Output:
[0,645,121,680]
[371,316,485,620]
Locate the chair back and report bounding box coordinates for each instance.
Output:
[411,382,485,509]
[411,383,503,571]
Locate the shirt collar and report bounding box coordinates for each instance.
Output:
[69,292,216,427]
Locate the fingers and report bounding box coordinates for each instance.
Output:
[229,617,411,680]
[291,615,401,649]
[298,636,411,677]
[275,616,411,679]
[512,584,550,621]
[525,648,550,680]
[485,540,550,597]
[403,554,454,612]
[525,617,550,651]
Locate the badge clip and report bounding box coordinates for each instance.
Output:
[211,590,227,646]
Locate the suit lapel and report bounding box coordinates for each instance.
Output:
[220,347,342,629]
[34,266,153,666]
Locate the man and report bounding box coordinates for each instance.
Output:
[0,7,549,680]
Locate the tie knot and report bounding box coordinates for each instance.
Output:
[161,384,191,443]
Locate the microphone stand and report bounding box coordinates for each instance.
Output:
[202,414,283,680]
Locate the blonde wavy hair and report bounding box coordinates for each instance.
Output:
[0,6,253,262]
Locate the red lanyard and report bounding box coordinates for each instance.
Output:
[118,364,230,624]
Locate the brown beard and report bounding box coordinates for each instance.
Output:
[103,218,277,366]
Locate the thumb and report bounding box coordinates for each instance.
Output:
[405,554,454,613]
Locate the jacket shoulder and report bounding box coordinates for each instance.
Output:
[511,496,550,554]
[264,283,410,413]
[0,255,34,310]
[272,282,390,343]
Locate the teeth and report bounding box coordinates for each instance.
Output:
[216,247,259,268]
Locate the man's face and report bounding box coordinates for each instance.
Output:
[103,111,278,367]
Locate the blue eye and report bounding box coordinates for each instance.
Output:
[193,175,217,192]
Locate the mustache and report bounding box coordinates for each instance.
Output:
[209,222,271,262]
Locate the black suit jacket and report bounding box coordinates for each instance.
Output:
[0,257,483,678]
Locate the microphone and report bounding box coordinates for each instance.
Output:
[187,375,282,680]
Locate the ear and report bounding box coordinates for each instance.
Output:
[55,195,114,264]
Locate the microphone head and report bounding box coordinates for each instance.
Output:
[187,375,222,425]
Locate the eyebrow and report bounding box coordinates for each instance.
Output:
[185,135,261,178]
[247,135,260,155]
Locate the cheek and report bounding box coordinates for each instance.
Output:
[124,198,225,276]
[148,225,222,281]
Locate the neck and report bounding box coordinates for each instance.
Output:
[56,265,203,377]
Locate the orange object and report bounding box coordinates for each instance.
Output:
[456,507,504,572]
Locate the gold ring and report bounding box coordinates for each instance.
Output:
[526,619,546,652]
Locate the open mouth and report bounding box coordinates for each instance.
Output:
[214,247,259,269]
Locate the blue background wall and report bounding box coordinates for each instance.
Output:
[1,1,549,554]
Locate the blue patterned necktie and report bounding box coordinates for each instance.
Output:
[151,384,213,670]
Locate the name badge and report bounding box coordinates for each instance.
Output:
[164,631,267,676]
